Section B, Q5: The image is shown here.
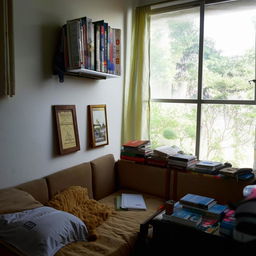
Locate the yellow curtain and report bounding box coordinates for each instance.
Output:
[122,6,151,143]
[0,0,15,97]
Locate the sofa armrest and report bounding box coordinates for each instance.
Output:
[90,154,116,200]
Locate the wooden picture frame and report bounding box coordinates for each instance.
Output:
[53,105,80,155]
[88,104,109,148]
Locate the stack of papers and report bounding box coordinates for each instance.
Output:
[117,193,147,210]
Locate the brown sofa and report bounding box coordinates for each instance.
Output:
[0,154,253,256]
[0,154,168,256]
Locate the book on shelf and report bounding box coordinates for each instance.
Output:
[181,202,228,219]
[120,155,145,163]
[62,16,121,76]
[195,160,223,170]
[146,157,168,167]
[122,140,150,148]
[179,193,217,210]
[113,28,121,76]
[121,193,147,210]
[190,166,220,175]
[219,209,236,237]
[153,145,181,158]
[237,172,255,181]
[93,20,106,72]
[198,217,219,234]
[168,153,197,162]
[168,158,197,168]
[219,167,253,177]
[162,208,202,227]
[66,18,83,69]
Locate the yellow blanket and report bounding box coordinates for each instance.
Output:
[47,186,114,240]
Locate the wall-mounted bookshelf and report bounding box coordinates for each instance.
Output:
[54,16,121,82]
[65,69,120,80]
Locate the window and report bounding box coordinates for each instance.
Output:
[150,0,256,168]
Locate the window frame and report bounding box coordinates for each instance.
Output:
[149,0,256,158]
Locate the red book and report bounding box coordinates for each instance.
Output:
[120,155,145,163]
[123,140,150,148]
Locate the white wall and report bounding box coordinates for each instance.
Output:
[0,0,134,188]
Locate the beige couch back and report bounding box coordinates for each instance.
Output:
[15,154,117,204]
[17,178,49,204]
[117,160,170,199]
[46,162,93,199]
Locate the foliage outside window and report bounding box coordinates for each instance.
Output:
[150,0,256,168]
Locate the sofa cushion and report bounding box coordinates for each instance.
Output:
[56,190,164,256]
[0,188,42,214]
[0,206,88,256]
[16,178,49,204]
[46,162,93,199]
[90,154,116,200]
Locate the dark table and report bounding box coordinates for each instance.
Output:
[137,209,256,255]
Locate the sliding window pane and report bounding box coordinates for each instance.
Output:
[150,7,200,99]
[150,102,196,154]
[203,1,256,100]
[199,104,256,168]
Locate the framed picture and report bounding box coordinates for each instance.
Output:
[53,105,80,155]
[88,104,109,148]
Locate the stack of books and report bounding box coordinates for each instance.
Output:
[168,153,197,169]
[162,193,227,233]
[115,193,147,210]
[146,145,181,167]
[192,160,223,175]
[179,194,227,220]
[162,207,202,227]
[120,140,152,163]
[64,16,121,75]
[219,167,254,180]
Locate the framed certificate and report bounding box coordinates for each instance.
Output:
[54,105,80,155]
[88,104,109,148]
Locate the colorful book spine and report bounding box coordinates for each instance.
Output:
[66,19,82,69]
[65,17,120,76]
[114,28,121,75]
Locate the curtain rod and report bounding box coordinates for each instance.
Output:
[139,0,191,8]
[139,0,237,9]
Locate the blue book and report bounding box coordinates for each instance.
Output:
[182,203,227,219]
[180,193,217,210]
[162,209,202,227]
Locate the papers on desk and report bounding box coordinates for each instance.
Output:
[120,193,147,210]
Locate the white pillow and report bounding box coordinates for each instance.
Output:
[0,206,88,256]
